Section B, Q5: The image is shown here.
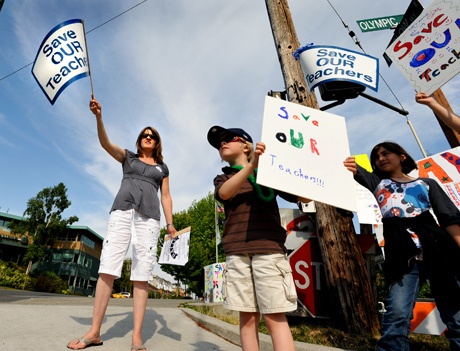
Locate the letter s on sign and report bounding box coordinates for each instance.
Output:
[294,260,310,289]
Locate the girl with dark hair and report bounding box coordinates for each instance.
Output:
[344,141,460,351]
[67,98,176,351]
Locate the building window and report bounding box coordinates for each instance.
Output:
[81,235,95,249]
[62,253,74,263]
[52,253,62,262]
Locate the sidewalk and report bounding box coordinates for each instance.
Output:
[0,293,352,351]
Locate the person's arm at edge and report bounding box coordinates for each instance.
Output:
[415,92,460,133]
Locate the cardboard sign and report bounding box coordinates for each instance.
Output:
[384,0,460,95]
[159,226,191,266]
[257,96,357,212]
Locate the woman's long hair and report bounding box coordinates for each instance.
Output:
[370,141,417,178]
[135,126,163,163]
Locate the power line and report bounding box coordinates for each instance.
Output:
[325,0,427,157]
[0,0,148,83]
[325,0,406,112]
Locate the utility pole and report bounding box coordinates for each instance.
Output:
[265,0,380,336]
[431,88,460,148]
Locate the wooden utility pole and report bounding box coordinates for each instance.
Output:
[431,88,460,148]
[265,0,380,336]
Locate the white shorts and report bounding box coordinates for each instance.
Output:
[98,209,160,281]
[223,253,298,314]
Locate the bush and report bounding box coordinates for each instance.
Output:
[34,271,68,293]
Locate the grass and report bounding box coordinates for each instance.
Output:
[183,303,450,351]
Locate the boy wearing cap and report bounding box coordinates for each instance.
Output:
[207,125,310,351]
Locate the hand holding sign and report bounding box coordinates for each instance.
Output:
[159,226,191,266]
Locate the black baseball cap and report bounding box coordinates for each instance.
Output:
[207,125,253,149]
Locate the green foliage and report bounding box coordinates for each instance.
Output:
[0,261,68,293]
[0,261,35,290]
[9,182,78,263]
[113,259,133,294]
[158,193,225,296]
[34,271,68,293]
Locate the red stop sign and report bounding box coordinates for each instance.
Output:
[289,233,329,318]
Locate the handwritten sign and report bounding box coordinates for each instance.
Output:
[257,96,357,212]
[410,146,460,210]
[159,226,191,266]
[384,0,460,95]
[297,45,379,92]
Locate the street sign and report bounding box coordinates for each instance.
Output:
[356,15,403,32]
[289,233,330,318]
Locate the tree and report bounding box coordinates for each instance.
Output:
[157,193,224,296]
[10,182,78,264]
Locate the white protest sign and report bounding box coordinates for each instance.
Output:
[384,0,460,95]
[257,96,357,212]
[355,183,383,225]
[296,45,379,92]
[32,19,90,105]
[159,226,191,266]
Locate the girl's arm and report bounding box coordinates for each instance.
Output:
[415,92,460,133]
[445,224,460,247]
[160,176,177,237]
[90,97,126,163]
[343,156,380,192]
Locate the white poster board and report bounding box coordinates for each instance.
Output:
[384,0,460,95]
[159,226,191,266]
[257,96,357,212]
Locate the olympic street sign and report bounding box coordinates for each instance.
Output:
[356,15,403,33]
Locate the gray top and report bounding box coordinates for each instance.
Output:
[110,149,169,220]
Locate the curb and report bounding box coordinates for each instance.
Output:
[180,308,353,351]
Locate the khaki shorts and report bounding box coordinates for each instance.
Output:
[223,253,298,314]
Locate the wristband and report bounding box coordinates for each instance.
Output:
[167,223,173,227]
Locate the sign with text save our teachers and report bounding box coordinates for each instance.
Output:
[296,45,379,93]
[32,19,90,105]
[257,96,357,212]
[384,0,460,95]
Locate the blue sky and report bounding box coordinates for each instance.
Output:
[0,0,457,269]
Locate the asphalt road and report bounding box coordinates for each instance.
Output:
[0,287,187,307]
[0,288,350,351]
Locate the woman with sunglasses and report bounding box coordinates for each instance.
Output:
[67,97,176,351]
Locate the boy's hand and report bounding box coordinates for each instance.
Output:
[251,141,266,169]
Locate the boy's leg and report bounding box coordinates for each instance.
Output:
[239,311,261,351]
[264,313,295,351]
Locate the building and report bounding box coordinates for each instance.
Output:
[0,211,103,296]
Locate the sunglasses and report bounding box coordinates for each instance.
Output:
[219,135,245,144]
[141,133,157,140]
